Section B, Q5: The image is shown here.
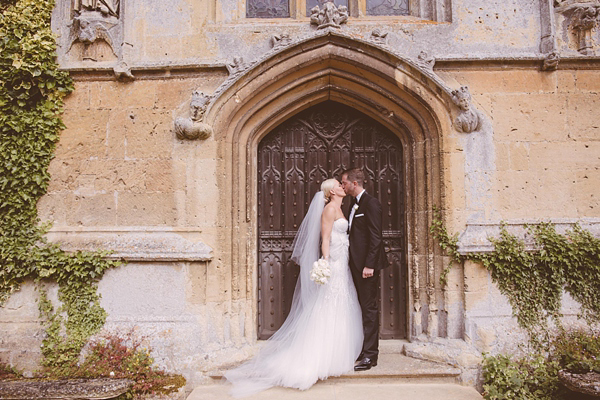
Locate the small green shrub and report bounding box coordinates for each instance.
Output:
[551,329,600,374]
[0,362,22,380]
[483,353,562,400]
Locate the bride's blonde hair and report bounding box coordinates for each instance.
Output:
[320,178,337,203]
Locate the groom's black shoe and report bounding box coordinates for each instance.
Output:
[354,357,377,371]
[355,352,364,363]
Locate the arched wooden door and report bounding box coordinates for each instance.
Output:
[257,101,406,339]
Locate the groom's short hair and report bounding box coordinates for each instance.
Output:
[342,168,365,187]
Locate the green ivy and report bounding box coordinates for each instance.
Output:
[1,0,121,372]
[431,210,600,345]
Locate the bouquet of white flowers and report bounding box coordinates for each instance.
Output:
[310,258,331,285]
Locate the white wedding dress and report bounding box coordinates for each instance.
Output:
[225,217,363,397]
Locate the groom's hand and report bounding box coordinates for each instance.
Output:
[362,267,374,278]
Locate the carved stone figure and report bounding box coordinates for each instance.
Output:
[370,29,388,45]
[173,91,214,140]
[226,57,248,78]
[74,0,120,18]
[542,51,560,71]
[271,33,293,51]
[190,91,211,121]
[174,118,213,140]
[310,1,348,29]
[572,5,599,55]
[451,86,482,134]
[67,13,119,61]
[416,51,436,70]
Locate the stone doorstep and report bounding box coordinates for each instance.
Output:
[0,378,133,400]
[207,353,461,385]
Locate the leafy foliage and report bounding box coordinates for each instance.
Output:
[1,0,120,371]
[482,329,600,400]
[482,353,563,400]
[431,212,600,344]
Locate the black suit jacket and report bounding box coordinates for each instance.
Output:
[346,192,388,272]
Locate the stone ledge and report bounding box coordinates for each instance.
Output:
[0,378,132,399]
[46,227,213,262]
[457,218,600,254]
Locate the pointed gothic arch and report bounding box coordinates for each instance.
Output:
[205,31,459,341]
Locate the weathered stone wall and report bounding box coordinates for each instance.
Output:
[2,0,600,389]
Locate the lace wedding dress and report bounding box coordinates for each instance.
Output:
[225,217,363,397]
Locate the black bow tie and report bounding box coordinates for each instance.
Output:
[351,197,358,206]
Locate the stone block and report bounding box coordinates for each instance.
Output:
[56,109,110,160]
[509,141,529,171]
[63,81,91,111]
[495,142,510,171]
[116,193,176,225]
[557,71,576,93]
[46,159,81,193]
[491,93,568,142]
[145,160,175,193]
[66,194,117,226]
[37,193,68,226]
[99,263,186,317]
[450,70,557,94]
[575,70,600,92]
[107,109,173,160]
[90,81,157,110]
[566,94,600,141]
[575,169,600,216]
[79,159,147,193]
[529,142,600,170]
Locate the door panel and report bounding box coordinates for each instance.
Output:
[257,101,406,339]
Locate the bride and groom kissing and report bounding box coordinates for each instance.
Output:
[226,168,388,397]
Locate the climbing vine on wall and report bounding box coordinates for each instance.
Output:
[431,210,600,346]
[0,0,121,372]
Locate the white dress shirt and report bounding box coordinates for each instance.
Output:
[348,189,365,231]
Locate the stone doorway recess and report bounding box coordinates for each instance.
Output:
[257,101,407,339]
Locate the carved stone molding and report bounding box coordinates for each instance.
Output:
[370,29,388,45]
[46,227,213,262]
[451,86,483,134]
[310,1,348,29]
[271,33,293,51]
[174,90,213,140]
[457,219,600,254]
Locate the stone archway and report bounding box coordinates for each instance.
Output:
[200,31,457,342]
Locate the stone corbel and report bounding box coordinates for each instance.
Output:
[542,51,561,70]
[174,91,213,140]
[310,0,348,29]
[451,86,483,134]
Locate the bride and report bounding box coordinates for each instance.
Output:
[225,179,363,397]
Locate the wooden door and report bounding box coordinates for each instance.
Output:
[257,101,406,339]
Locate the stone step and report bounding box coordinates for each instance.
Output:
[187,382,484,400]
[208,353,461,384]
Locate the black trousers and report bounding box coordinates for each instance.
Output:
[351,267,380,361]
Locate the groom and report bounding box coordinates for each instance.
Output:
[341,168,388,371]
